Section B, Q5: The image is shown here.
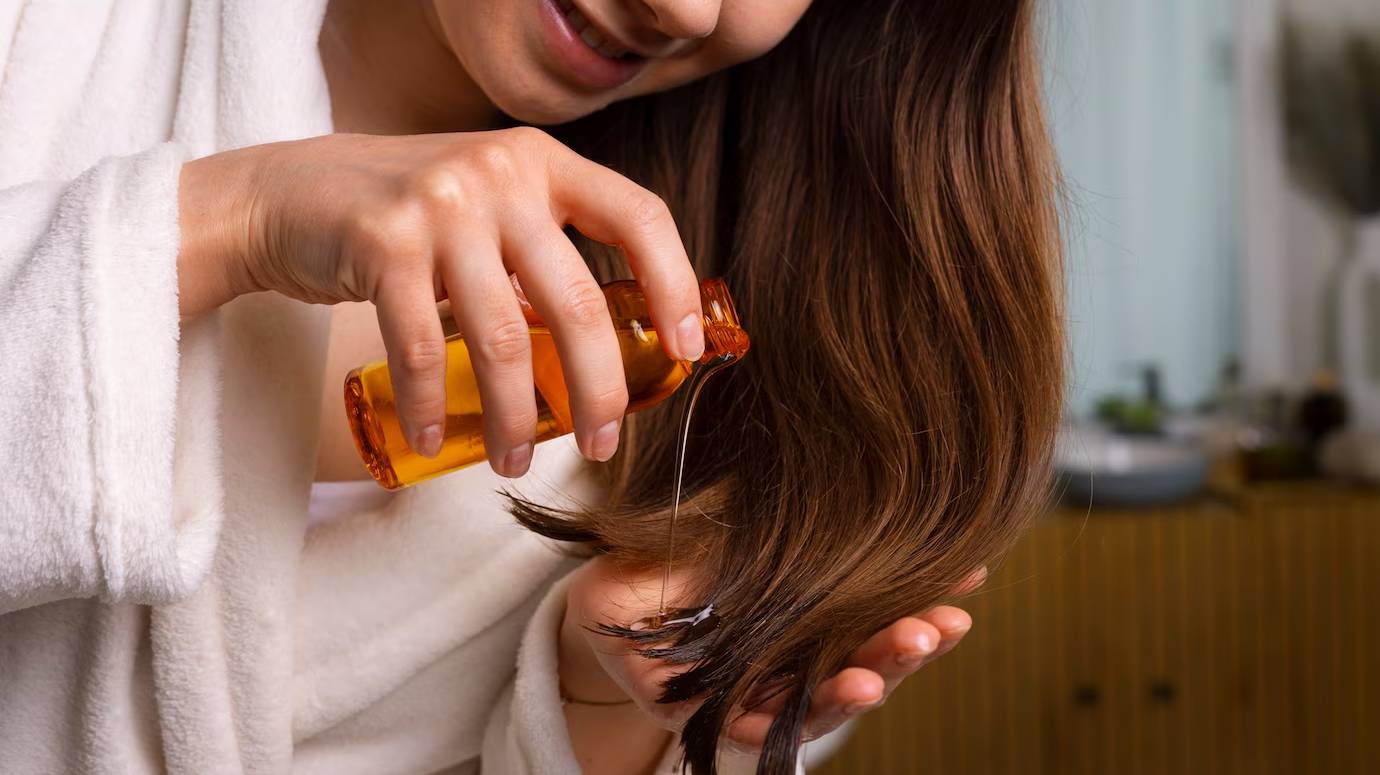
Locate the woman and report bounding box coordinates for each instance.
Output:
[0,0,1060,773]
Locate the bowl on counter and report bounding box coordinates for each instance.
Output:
[1055,423,1211,509]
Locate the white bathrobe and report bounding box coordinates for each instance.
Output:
[0,2,755,773]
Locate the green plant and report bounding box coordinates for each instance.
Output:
[1094,394,1164,436]
[1282,20,1380,217]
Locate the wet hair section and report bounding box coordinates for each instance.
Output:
[513,0,1064,771]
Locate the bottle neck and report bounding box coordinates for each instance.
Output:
[697,279,751,363]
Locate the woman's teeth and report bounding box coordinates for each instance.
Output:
[555,0,633,60]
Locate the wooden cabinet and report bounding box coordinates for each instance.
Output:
[812,486,1380,775]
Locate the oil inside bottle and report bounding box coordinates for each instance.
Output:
[345,278,750,491]
[346,324,694,489]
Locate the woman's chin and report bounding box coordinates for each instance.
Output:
[508,102,602,127]
[482,77,613,127]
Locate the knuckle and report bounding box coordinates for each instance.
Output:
[624,189,671,233]
[558,281,610,329]
[474,317,531,367]
[502,125,552,152]
[406,168,466,210]
[395,338,446,379]
[342,210,393,254]
[406,394,448,423]
[584,383,629,420]
[462,140,520,184]
[343,207,421,260]
[493,409,539,443]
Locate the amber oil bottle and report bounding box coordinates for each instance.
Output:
[344,279,750,489]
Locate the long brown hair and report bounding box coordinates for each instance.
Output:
[521,0,1064,771]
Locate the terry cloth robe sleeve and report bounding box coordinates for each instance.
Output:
[0,142,224,615]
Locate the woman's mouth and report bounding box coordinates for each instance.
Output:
[540,0,648,91]
[557,0,635,59]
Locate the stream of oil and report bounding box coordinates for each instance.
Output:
[654,352,738,625]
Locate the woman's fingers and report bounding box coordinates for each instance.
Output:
[728,600,980,751]
[845,616,942,693]
[722,712,775,752]
[546,147,704,362]
[730,603,978,748]
[374,272,448,458]
[954,565,989,596]
[839,573,983,695]
[509,224,629,462]
[727,668,885,749]
[918,605,973,661]
[780,606,976,744]
[802,667,887,739]
[440,240,538,477]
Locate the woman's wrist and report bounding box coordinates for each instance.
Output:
[176,148,265,319]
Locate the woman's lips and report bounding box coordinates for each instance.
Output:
[540,0,647,91]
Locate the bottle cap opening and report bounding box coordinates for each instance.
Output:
[699,279,751,362]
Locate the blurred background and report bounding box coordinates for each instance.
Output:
[813,0,1380,772]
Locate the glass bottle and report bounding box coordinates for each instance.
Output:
[344,278,750,489]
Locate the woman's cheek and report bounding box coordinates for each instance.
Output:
[631,1,810,97]
[712,0,812,61]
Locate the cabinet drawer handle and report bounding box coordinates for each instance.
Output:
[1149,679,1176,705]
[1073,684,1100,708]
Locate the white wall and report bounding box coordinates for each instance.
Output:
[1047,0,1378,411]
[1048,0,1238,413]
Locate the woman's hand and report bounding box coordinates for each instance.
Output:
[177,128,704,476]
[721,574,983,750]
[559,558,987,756]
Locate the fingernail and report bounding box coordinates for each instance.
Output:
[415,424,443,458]
[502,442,533,478]
[590,420,621,462]
[676,313,705,362]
